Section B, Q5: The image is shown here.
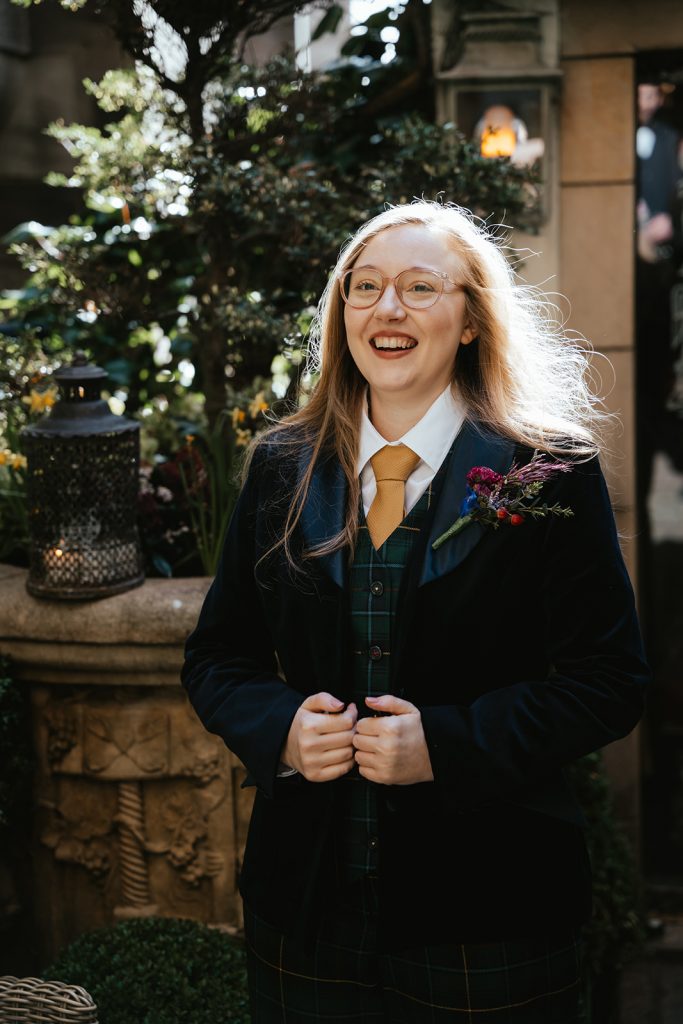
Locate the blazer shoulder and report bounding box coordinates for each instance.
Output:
[241,429,305,492]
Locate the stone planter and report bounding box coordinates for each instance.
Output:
[0,563,253,967]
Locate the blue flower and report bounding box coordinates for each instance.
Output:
[459,487,479,516]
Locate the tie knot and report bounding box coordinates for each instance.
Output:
[370,444,421,483]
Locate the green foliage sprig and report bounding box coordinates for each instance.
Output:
[176,411,241,578]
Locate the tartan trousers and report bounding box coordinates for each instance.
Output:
[243,875,589,1023]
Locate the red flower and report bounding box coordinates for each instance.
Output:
[467,466,504,488]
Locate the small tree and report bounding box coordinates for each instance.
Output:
[3,0,537,427]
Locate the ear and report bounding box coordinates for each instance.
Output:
[459,324,478,346]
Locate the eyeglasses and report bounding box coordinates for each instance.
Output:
[339,266,462,310]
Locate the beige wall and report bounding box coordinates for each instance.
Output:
[561,0,683,57]
[557,0,676,848]
[0,5,126,289]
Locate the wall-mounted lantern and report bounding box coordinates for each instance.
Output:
[434,2,562,223]
[22,352,144,600]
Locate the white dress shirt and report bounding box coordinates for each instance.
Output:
[358,384,467,517]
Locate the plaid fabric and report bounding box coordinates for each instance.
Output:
[244,876,589,1023]
[334,483,432,884]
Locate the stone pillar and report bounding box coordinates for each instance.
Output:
[0,563,252,967]
[559,10,642,856]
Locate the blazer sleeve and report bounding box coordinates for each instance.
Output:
[419,453,651,811]
[180,445,304,799]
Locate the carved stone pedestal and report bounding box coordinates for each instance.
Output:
[0,564,253,966]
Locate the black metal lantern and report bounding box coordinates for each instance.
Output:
[22,352,144,600]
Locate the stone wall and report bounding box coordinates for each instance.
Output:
[0,563,253,967]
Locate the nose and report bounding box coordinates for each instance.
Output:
[374,282,406,319]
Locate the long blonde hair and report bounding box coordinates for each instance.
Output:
[248,200,613,567]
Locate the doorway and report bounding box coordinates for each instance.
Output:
[636,50,683,886]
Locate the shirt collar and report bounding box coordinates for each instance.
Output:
[357,385,467,476]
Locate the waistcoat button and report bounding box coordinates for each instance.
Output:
[368,645,383,661]
[370,580,384,596]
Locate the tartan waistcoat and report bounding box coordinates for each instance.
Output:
[334,481,435,887]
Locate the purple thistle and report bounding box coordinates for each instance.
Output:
[506,452,572,485]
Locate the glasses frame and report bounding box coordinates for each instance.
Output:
[338,266,463,310]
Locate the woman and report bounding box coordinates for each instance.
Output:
[181,201,649,1022]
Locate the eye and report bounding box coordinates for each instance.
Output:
[355,278,381,292]
[399,269,441,294]
[407,280,437,293]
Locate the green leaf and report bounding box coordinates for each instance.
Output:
[152,553,173,577]
[311,4,343,41]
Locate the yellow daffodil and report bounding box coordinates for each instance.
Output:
[248,391,269,418]
[21,388,58,414]
[0,450,8,466]
[231,408,246,428]
[235,428,252,448]
[10,453,27,470]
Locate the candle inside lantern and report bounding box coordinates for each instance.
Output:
[42,538,141,590]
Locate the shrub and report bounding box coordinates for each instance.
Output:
[43,916,250,1024]
[568,752,646,979]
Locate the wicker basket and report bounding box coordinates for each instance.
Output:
[0,977,98,1023]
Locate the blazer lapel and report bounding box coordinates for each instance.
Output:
[296,419,515,592]
[419,418,517,586]
[389,419,516,695]
[297,445,348,590]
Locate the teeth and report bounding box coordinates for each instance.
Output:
[372,336,417,350]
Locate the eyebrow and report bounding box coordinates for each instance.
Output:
[350,263,443,273]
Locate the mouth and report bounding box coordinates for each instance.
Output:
[370,335,418,351]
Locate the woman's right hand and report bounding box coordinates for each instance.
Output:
[281,693,358,782]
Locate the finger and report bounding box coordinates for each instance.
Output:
[352,732,378,752]
[318,703,358,732]
[365,694,417,715]
[305,737,358,770]
[356,762,383,782]
[355,716,383,736]
[307,753,356,782]
[352,749,378,769]
[316,746,356,769]
[301,691,345,714]
[313,730,357,752]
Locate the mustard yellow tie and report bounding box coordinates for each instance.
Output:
[366,444,421,549]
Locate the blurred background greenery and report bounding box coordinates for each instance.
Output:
[0,0,537,578]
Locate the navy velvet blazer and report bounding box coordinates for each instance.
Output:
[180,419,650,951]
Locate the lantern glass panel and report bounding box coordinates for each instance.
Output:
[457,87,545,168]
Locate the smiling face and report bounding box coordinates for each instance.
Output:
[343,224,476,415]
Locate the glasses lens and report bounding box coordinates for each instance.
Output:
[396,269,442,308]
[342,269,383,307]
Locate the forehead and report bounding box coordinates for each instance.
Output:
[355,224,464,275]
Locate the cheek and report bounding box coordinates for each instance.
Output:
[344,310,366,351]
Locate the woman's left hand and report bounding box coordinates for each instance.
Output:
[353,695,435,785]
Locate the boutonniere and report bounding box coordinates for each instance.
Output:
[432,451,575,550]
